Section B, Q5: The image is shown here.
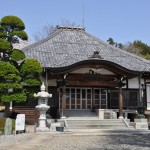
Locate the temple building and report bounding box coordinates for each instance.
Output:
[14,26,150,124]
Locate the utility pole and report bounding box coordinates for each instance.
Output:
[82,0,85,29]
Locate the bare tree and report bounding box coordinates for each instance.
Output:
[32,24,55,42]
[32,19,80,42]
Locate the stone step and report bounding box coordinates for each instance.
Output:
[67,124,127,129]
[66,119,123,122]
[67,120,124,125]
[67,123,125,126]
[66,119,128,129]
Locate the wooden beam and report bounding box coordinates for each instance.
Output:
[65,73,121,87]
[48,72,135,81]
[66,80,118,87]
[66,73,119,81]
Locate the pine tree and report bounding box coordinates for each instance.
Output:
[0,16,42,117]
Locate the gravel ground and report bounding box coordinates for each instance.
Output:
[0,130,150,150]
[0,133,34,146]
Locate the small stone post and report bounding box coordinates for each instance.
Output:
[4,118,12,135]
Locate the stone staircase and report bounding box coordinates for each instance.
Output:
[66,119,128,130]
[64,110,130,130]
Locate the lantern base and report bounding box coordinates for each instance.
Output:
[36,127,50,132]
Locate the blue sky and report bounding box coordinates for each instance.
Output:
[0,0,150,45]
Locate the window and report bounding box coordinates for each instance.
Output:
[129,91,138,107]
[82,89,86,99]
[94,88,107,109]
[59,88,92,109]
[109,90,118,108]
[109,90,139,109]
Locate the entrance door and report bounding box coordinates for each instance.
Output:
[94,88,107,109]
[81,89,92,109]
[59,88,92,110]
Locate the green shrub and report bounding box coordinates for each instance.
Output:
[1,16,25,30]
[10,49,26,61]
[144,54,150,60]
[20,59,42,75]
[1,92,27,103]
[0,38,11,52]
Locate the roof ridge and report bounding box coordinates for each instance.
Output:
[80,30,150,64]
[57,25,85,31]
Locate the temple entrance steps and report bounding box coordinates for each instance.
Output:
[66,119,130,130]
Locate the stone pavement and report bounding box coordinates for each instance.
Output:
[0,129,150,150]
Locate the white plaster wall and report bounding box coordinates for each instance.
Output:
[128,77,144,89]
[146,84,150,110]
[71,68,115,75]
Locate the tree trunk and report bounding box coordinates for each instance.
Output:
[4,102,10,118]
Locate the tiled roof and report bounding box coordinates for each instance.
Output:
[22,26,150,72]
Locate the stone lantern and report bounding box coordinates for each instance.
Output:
[34,82,52,131]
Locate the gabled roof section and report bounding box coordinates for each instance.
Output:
[22,26,150,72]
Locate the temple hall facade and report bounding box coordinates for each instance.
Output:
[13,26,150,123]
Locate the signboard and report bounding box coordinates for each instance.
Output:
[15,114,25,131]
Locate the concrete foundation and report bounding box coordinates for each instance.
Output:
[134,119,148,130]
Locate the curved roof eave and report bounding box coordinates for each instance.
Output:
[46,59,141,76]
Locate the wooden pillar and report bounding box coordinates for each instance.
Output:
[62,83,66,117]
[118,86,123,119]
[92,88,95,109]
[138,75,142,106]
[45,68,48,92]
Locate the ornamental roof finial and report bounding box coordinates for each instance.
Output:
[89,51,103,59]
